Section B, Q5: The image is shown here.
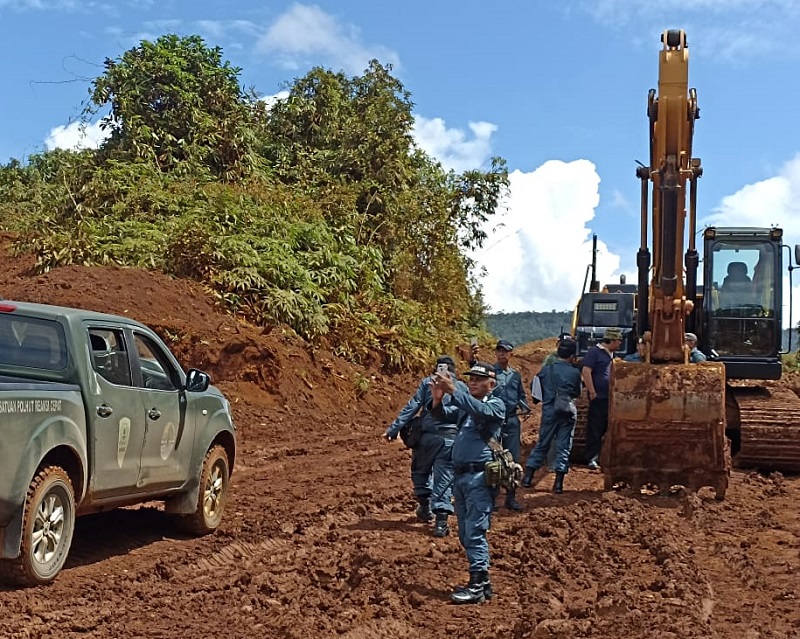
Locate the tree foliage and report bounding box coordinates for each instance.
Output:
[0,35,509,372]
[89,34,257,180]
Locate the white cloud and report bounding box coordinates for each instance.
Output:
[260,90,290,109]
[702,154,800,327]
[45,120,108,151]
[702,155,800,233]
[472,161,620,314]
[411,116,621,313]
[256,3,399,74]
[0,0,76,8]
[581,0,800,61]
[412,116,496,174]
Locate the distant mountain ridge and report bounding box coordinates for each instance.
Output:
[485,311,572,346]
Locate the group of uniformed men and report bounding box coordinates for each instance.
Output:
[385,327,707,604]
[384,334,592,604]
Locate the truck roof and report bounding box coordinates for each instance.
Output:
[0,300,151,330]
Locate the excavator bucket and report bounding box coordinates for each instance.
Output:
[603,360,729,499]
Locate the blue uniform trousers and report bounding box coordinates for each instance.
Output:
[453,470,496,572]
[525,412,576,473]
[501,414,521,463]
[411,432,455,514]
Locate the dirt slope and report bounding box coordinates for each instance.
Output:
[0,241,797,639]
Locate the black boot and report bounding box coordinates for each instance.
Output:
[433,513,450,537]
[415,497,433,523]
[522,466,538,488]
[505,488,523,511]
[453,576,494,600]
[451,571,490,604]
[552,472,565,494]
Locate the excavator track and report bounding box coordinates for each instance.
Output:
[729,382,800,472]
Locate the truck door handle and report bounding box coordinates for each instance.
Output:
[148,408,161,420]
[96,404,113,418]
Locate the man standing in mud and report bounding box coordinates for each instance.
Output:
[581,327,623,470]
[522,337,582,494]
[490,340,530,511]
[384,356,464,537]
[430,361,505,605]
[470,339,530,511]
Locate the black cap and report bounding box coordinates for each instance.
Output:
[464,361,496,378]
[495,340,514,351]
[557,338,576,359]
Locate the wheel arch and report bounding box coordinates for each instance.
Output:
[2,443,85,560]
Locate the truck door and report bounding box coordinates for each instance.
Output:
[87,327,147,497]
[129,332,190,489]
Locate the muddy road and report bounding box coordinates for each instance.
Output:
[0,247,797,639]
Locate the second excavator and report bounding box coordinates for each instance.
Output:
[601,29,800,498]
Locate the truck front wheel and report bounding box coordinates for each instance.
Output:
[0,466,76,586]
[176,445,230,536]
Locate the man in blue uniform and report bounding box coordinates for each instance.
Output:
[430,361,505,605]
[385,355,465,537]
[522,338,582,493]
[491,340,530,511]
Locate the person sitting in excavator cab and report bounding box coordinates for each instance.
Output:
[719,261,755,310]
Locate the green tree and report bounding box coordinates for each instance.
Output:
[0,41,511,373]
[89,34,256,180]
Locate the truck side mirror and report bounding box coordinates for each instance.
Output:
[795,244,800,267]
[185,368,211,392]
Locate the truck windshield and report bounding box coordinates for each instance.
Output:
[0,314,68,370]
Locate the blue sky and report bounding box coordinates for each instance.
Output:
[2,0,800,318]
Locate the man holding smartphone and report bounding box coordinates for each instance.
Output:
[384,355,466,537]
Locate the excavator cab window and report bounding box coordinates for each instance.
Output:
[705,239,780,359]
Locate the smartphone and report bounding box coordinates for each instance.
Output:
[470,337,478,347]
[436,363,449,376]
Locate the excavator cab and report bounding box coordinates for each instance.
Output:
[701,227,783,380]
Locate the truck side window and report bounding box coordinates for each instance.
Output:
[134,334,179,391]
[88,328,133,386]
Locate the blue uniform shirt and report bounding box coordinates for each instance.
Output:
[435,385,505,465]
[690,348,707,363]
[387,375,466,437]
[537,360,582,408]
[493,364,530,417]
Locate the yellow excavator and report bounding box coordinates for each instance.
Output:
[602,29,800,498]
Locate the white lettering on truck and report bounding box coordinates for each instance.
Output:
[117,417,131,467]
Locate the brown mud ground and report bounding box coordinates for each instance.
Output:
[0,238,798,639]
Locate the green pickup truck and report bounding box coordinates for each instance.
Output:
[0,300,236,585]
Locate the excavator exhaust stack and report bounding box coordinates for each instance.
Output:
[604,360,729,499]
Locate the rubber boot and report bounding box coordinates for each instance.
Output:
[451,571,490,604]
[415,496,433,523]
[504,488,523,511]
[552,472,565,494]
[433,513,450,537]
[522,466,538,488]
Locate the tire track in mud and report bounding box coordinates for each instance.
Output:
[677,473,800,636]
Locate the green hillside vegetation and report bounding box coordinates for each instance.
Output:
[0,34,509,371]
[485,311,573,346]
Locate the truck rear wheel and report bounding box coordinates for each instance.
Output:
[176,444,229,536]
[0,466,76,586]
